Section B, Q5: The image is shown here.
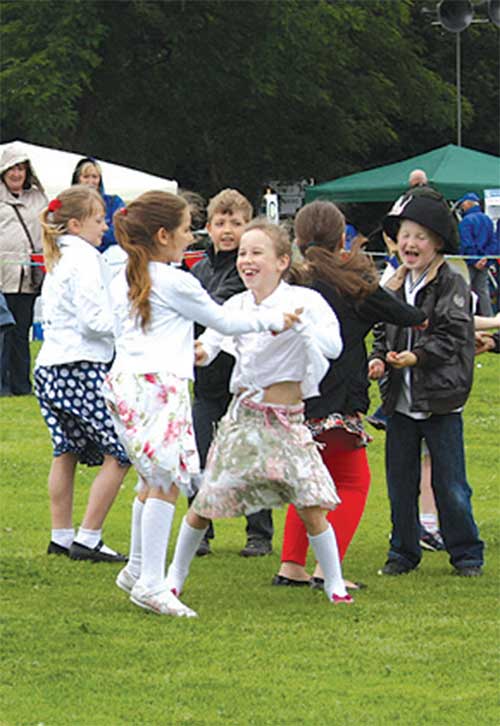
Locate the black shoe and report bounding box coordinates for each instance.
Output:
[378,560,415,576]
[47,541,70,557]
[453,565,483,577]
[69,540,128,563]
[310,576,325,590]
[272,574,311,587]
[196,538,211,557]
[419,527,445,552]
[239,539,272,557]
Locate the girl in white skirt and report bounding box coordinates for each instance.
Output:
[102,192,299,617]
[35,186,130,562]
[165,219,353,616]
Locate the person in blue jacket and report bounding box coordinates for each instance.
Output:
[71,157,125,253]
[457,192,498,316]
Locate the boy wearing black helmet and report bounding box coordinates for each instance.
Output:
[368,190,484,577]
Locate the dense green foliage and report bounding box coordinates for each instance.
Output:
[1,0,498,203]
[0,343,498,724]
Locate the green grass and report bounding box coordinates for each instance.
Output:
[0,344,499,725]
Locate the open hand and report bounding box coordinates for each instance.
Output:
[281,307,303,332]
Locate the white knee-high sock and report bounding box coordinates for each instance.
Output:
[308,525,347,599]
[137,498,175,592]
[165,517,207,596]
[127,497,144,578]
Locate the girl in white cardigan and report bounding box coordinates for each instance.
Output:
[103,193,298,617]
[164,219,352,617]
[36,185,130,563]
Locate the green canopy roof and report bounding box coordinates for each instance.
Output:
[305,145,500,203]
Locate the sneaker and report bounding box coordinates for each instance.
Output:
[69,539,128,563]
[130,583,197,617]
[239,539,272,557]
[378,560,415,576]
[420,527,445,552]
[47,541,70,557]
[196,538,211,557]
[453,565,483,577]
[116,567,138,594]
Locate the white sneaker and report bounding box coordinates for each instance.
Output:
[130,582,198,618]
[116,567,138,595]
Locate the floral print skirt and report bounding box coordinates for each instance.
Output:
[192,395,340,520]
[102,370,200,495]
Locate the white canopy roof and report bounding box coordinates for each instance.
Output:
[0,139,178,201]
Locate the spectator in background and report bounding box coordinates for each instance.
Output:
[71,157,125,254]
[0,142,47,396]
[408,169,429,188]
[457,192,497,316]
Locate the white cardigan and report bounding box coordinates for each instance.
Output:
[109,261,285,378]
[36,235,114,366]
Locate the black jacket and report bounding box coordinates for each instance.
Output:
[191,243,245,399]
[305,280,426,419]
[370,258,475,416]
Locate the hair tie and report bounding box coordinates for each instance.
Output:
[119,207,128,216]
[48,198,62,213]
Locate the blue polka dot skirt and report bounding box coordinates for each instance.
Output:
[34,361,130,467]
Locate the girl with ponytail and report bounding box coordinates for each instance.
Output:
[103,191,299,617]
[273,200,426,591]
[35,185,130,564]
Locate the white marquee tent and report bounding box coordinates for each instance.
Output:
[0,140,178,200]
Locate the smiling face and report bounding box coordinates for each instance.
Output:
[237,228,289,303]
[397,219,442,278]
[4,163,27,194]
[78,163,101,189]
[69,202,108,247]
[207,211,247,253]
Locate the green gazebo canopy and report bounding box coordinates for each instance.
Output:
[305,144,500,203]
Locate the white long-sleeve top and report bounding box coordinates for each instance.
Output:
[199,281,343,400]
[36,234,114,366]
[109,261,285,377]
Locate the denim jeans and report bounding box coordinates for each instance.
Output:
[190,393,274,543]
[385,412,484,570]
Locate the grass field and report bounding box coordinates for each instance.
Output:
[0,343,498,726]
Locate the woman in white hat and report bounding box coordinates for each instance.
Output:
[0,142,47,395]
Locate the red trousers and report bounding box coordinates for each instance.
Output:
[281,428,371,565]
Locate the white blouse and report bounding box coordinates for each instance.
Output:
[199,281,343,399]
[36,235,114,366]
[109,261,285,378]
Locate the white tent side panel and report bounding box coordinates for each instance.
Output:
[0,140,178,201]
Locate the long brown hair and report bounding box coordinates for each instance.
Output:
[291,200,378,299]
[40,185,104,272]
[114,190,188,330]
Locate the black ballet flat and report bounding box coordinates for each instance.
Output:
[271,574,311,587]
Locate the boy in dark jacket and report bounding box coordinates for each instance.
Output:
[190,189,274,556]
[368,190,484,577]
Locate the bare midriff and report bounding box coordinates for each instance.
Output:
[239,381,302,406]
